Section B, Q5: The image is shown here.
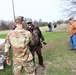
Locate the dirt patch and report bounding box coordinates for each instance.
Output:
[36,66,46,75]
[35,61,52,75]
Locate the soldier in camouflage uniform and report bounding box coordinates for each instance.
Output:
[4,16,35,75]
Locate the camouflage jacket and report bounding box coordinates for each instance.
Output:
[4,28,34,63]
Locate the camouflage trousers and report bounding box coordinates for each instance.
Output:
[13,60,35,75]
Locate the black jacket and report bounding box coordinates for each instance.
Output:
[26,25,44,48]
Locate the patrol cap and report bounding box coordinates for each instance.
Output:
[15,16,24,21]
[26,18,32,24]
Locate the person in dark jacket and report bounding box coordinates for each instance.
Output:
[53,23,57,31]
[25,18,46,68]
[48,22,52,32]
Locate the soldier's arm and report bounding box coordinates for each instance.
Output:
[4,34,11,60]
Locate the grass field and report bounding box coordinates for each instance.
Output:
[0,23,75,75]
[0,31,76,75]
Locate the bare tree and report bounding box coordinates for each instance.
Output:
[61,0,76,18]
[33,20,39,26]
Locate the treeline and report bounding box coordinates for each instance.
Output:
[0,20,15,30]
[0,19,69,30]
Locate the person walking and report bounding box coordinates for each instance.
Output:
[26,18,46,68]
[4,16,35,75]
[69,17,76,50]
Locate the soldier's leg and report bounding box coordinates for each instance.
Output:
[23,60,36,75]
[13,63,22,75]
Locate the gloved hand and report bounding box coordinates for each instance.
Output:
[42,41,47,45]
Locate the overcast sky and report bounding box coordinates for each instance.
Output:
[0,0,63,22]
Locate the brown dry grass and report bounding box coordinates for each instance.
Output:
[40,24,68,32]
[0,24,68,34]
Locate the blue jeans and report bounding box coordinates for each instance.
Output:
[70,34,76,49]
[54,28,57,31]
[49,28,52,32]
